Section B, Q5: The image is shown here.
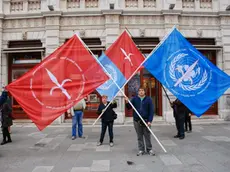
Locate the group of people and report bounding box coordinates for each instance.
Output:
[68,87,155,156]
[1,85,193,156]
[171,98,192,140]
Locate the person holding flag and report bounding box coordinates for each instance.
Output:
[125,87,155,156]
[96,95,117,147]
[171,98,187,140]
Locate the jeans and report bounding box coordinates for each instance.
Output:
[134,120,152,152]
[99,121,114,143]
[72,111,83,137]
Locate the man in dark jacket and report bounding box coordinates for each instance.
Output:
[97,95,117,147]
[125,87,155,156]
[171,98,187,139]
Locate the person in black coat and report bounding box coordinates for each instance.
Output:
[0,91,13,145]
[171,98,187,139]
[97,95,117,147]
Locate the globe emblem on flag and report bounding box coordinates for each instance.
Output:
[98,64,117,90]
[164,49,212,97]
[30,57,85,109]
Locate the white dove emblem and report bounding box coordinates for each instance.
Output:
[174,60,199,87]
[120,48,134,66]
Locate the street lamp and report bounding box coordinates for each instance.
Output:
[48,5,54,11]
[169,4,175,10]
[226,5,230,11]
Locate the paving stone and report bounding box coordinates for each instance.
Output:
[70,167,91,172]
[91,160,110,172]
[31,166,53,172]
[96,145,110,152]
[67,144,85,151]
[203,136,230,142]
[161,139,177,146]
[159,155,182,166]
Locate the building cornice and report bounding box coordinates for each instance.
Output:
[42,11,62,17]
[4,13,43,19]
[62,10,102,17]
[0,14,4,19]
[101,9,123,15]
[181,11,219,17]
[122,10,161,16]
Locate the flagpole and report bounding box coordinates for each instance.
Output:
[125,27,173,105]
[92,26,176,127]
[76,27,175,153]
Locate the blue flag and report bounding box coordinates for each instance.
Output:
[96,31,145,101]
[96,53,126,101]
[144,28,230,117]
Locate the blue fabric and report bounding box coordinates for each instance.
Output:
[144,28,230,117]
[72,111,83,137]
[96,53,127,101]
[128,96,154,122]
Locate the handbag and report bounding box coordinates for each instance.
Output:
[112,110,117,120]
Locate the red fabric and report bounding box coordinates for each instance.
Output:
[6,34,109,130]
[105,31,145,79]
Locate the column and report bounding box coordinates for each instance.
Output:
[102,9,125,124]
[43,11,63,124]
[219,13,230,120]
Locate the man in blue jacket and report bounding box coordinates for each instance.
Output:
[125,87,155,156]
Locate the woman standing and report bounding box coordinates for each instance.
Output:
[1,97,13,145]
[97,95,117,147]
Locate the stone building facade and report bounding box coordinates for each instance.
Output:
[0,0,230,124]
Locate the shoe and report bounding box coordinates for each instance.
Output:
[1,141,7,145]
[7,140,12,143]
[179,136,185,140]
[187,130,192,133]
[79,136,85,139]
[136,150,144,156]
[174,135,180,138]
[97,142,102,146]
[148,150,155,156]
[71,136,76,140]
[109,142,114,147]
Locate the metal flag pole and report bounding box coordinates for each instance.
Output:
[76,27,175,153]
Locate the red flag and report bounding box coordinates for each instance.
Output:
[105,30,145,79]
[6,34,109,130]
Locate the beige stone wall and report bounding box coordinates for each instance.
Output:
[0,0,230,123]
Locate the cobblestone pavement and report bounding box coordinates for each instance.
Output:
[1,122,230,172]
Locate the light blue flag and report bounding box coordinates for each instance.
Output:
[96,53,127,101]
[144,28,230,117]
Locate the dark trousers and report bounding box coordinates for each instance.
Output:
[2,127,11,142]
[175,115,185,137]
[99,121,114,143]
[185,115,192,131]
[134,120,152,152]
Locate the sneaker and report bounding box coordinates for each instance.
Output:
[179,136,185,140]
[174,135,180,138]
[187,130,192,133]
[136,150,144,156]
[97,142,102,146]
[148,150,155,156]
[109,142,114,147]
[79,136,86,139]
[71,136,76,140]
